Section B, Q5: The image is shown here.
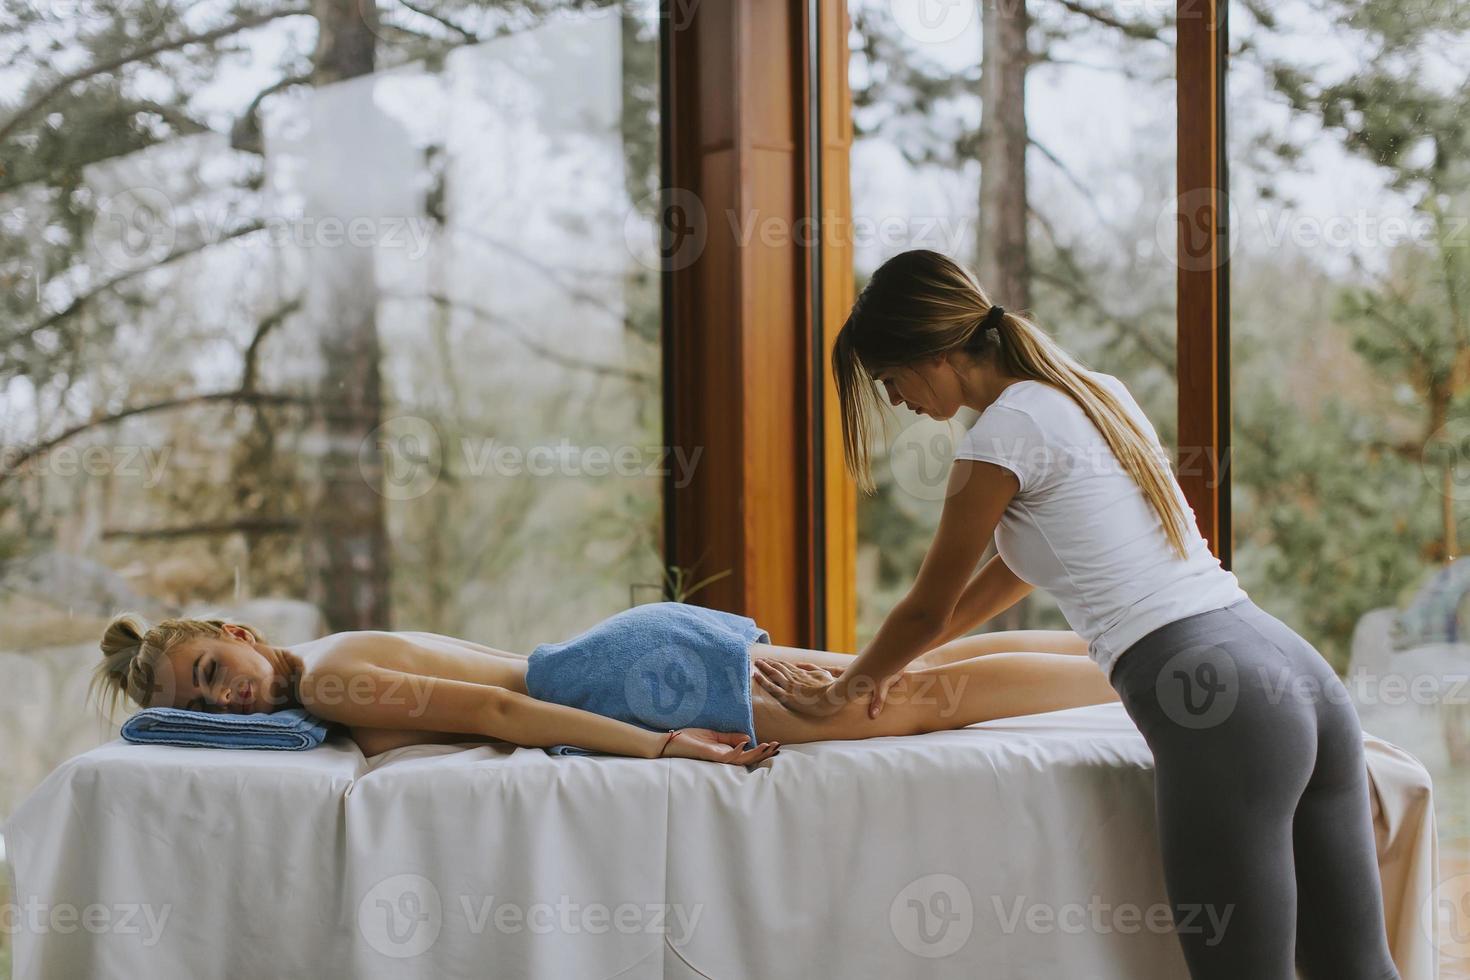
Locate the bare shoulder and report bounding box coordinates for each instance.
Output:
[307,630,413,676]
[304,629,530,695]
[394,630,526,660]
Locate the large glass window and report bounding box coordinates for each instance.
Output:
[1227,2,1470,967]
[0,1,663,938]
[847,0,1178,643]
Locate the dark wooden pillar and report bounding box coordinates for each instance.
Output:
[663,0,855,648]
[1176,0,1232,565]
[813,0,857,652]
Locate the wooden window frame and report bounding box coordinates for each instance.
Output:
[1177,0,1231,564]
[660,0,855,650]
[661,0,1229,649]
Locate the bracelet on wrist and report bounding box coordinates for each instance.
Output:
[659,729,682,757]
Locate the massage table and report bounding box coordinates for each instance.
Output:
[5,701,1438,979]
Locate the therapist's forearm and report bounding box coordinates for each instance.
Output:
[933,554,1034,647]
[836,599,946,698]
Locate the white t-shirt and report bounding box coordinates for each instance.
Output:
[952,370,1248,680]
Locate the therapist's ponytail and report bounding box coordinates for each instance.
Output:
[832,248,1192,561]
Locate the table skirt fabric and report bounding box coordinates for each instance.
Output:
[4,702,1437,979]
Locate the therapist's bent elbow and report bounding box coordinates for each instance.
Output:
[898,602,949,644]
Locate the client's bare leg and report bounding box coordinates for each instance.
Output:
[911,629,1087,668]
[750,649,1118,745]
[749,629,1087,674]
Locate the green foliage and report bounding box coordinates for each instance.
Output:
[1230,0,1470,661]
[1,1,668,645]
[847,0,1469,661]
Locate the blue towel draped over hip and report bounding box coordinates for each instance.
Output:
[525,601,770,756]
[120,706,331,750]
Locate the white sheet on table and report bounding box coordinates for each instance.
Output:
[5,702,1436,980]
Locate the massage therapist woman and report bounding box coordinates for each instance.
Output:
[757,249,1401,980]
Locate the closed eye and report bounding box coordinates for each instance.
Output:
[186,659,218,711]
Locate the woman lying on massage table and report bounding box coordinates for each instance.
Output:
[90,601,1119,764]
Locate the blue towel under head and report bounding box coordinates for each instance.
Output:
[120,706,332,750]
[525,601,770,756]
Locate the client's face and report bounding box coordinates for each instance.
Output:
[154,627,280,715]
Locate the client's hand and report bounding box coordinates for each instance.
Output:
[662,728,780,766]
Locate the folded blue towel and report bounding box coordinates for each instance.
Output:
[120,706,332,750]
[525,601,770,756]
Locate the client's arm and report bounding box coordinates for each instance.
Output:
[307,660,778,765]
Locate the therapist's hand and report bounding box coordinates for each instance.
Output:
[754,660,906,720]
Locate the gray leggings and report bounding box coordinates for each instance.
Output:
[1107,597,1402,980]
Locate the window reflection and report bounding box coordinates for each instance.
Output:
[0,2,663,845]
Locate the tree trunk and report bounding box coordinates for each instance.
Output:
[312,0,378,84]
[302,0,392,630]
[979,0,1034,630]
[977,0,1031,311]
